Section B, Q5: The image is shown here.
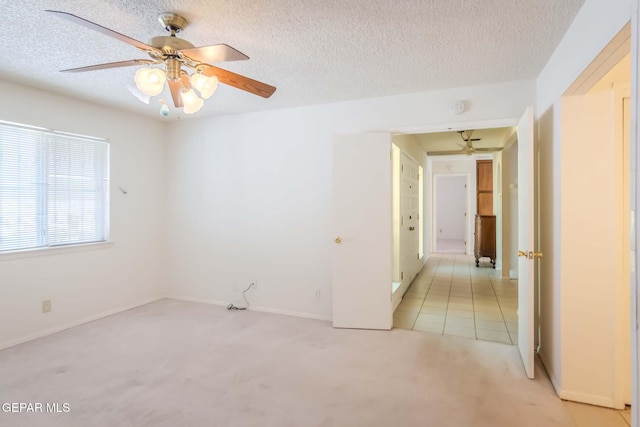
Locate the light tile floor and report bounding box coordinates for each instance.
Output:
[394,253,517,345]
[394,253,633,426]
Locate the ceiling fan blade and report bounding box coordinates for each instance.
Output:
[61,59,156,73]
[45,10,161,55]
[167,80,184,108]
[181,44,249,63]
[475,147,503,152]
[201,66,276,98]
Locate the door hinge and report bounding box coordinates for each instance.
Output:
[401,272,404,280]
[401,217,404,226]
[401,164,404,172]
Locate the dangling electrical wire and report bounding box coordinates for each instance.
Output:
[227,282,256,310]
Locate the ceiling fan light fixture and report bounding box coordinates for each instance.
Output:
[191,73,219,99]
[134,68,167,96]
[181,88,204,114]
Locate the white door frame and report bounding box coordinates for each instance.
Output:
[432,173,470,254]
[631,1,640,424]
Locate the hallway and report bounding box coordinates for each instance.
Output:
[394,253,517,345]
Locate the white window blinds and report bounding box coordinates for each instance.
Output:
[0,121,109,252]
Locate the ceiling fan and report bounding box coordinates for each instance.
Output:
[427,130,502,156]
[45,10,276,114]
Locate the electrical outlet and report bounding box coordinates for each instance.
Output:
[314,289,321,300]
[42,299,51,313]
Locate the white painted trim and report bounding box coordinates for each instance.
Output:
[539,350,561,396]
[564,23,632,96]
[631,1,640,426]
[0,296,165,351]
[167,296,332,322]
[558,390,617,409]
[391,117,520,135]
[0,241,114,262]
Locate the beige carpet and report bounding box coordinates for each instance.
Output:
[0,299,573,427]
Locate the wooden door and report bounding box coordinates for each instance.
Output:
[477,160,493,215]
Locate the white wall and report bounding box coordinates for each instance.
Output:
[435,175,466,240]
[165,80,535,318]
[0,80,167,349]
[535,0,632,406]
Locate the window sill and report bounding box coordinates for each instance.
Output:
[0,241,114,262]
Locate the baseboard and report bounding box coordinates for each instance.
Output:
[509,270,518,279]
[558,390,617,409]
[0,296,165,351]
[249,304,332,322]
[167,295,230,308]
[538,350,618,408]
[167,296,332,322]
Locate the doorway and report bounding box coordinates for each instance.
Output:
[557,51,632,408]
[434,174,468,254]
[393,126,524,351]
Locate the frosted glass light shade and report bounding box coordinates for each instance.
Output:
[190,73,218,99]
[134,68,166,97]
[181,89,204,114]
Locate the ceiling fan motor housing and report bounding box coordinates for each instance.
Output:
[158,12,188,33]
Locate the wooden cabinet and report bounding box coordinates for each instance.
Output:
[477,160,493,216]
[474,215,496,268]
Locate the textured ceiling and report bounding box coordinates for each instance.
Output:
[0,0,584,120]
[415,127,513,154]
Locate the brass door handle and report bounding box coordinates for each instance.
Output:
[518,250,543,259]
[335,237,342,244]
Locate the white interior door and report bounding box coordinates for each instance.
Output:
[517,106,536,379]
[332,132,393,329]
[401,153,420,283]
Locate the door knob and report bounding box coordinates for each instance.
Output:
[335,237,342,244]
[518,250,543,260]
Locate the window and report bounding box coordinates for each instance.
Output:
[0,121,109,253]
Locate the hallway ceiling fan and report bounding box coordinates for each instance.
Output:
[427,130,503,156]
[45,10,276,115]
